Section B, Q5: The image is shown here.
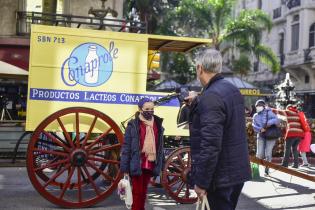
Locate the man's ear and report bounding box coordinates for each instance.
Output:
[199,65,204,75]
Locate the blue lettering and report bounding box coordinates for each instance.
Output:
[61,57,78,86]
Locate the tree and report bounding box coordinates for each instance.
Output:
[125,0,180,33]
[169,1,280,75]
[232,54,252,78]
[225,9,280,73]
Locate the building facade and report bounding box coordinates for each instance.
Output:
[235,0,315,117]
[0,0,125,120]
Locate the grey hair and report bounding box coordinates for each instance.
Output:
[196,49,222,73]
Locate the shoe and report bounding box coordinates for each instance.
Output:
[281,164,288,168]
[264,167,269,176]
[292,165,299,169]
[301,163,310,167]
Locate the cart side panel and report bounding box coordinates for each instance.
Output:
[26,25,188,136]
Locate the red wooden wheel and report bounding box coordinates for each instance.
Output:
[26,107,123,208]
[161,146,197,204]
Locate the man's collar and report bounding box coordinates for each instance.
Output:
[203,73,224,91]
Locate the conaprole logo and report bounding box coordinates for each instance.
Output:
[61,42,118,87]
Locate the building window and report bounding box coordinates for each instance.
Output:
[279,33,284,54]
[273,7,281,19]
[305,75,310,83]
[293,14,299,22]
[309,23,315,47]
[291,23,299,51]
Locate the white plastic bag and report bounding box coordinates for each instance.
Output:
[117,175,133,209]
[196,195,210,210]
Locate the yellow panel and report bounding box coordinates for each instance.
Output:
[26,25,209,136]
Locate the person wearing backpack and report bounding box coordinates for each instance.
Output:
[252,99,280,176]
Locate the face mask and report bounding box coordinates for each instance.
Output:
[141,110,154,120]
[256,106,264,113]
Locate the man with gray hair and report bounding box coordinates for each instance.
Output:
[186,49,251,210]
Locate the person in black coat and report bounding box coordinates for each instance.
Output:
[120,98,164,210]
[185,49,251,210]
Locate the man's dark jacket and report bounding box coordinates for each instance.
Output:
[120,115,164,177]
[189,74,251,190]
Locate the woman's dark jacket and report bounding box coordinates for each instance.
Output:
[189,74,251,190]
[120,115,164,177]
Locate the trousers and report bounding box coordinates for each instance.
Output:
[282,137,301,167]
[206,183,244,210]
[256,137,276,173]
[131,169,152,210]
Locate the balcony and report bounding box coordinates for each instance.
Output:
[16,11,147,36]
[286,0,301,9]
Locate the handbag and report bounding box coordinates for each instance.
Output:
[196,195,210,210]
[261,111,282,140]
[117,175,133,209]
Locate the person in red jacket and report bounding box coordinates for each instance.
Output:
[281,104,305,168]
[297,110,312,167]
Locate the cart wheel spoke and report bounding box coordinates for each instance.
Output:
[86,128,113,150]
[75,112,80,148]
[89,144,121,155]
[169,177,180,187]
[166,172,181,177]
[169,162,183,172]
[82,166,100,195]
[185,184,190,198]
[35,159,69,172]
[82,116,98,147]
[42,131,71,152]
[57,117,75,148]
[77,167,82,202]
[43,163,71,188]
[177,155,185,168]
[175,182,185,197]
[87,161,114,182]
[59,166,75,199]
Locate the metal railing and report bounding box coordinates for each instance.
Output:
[16,11,147,36]
[287,0,301,9]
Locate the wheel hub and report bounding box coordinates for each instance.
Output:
[71,149,87,166]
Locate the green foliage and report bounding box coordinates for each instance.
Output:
[232,54,252,76]
[225,9,280,73]
[254,45,280,73]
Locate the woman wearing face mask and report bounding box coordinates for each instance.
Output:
[252,99,280,176]
[120,98,164,210]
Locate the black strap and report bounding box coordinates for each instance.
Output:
[264,110,269,129]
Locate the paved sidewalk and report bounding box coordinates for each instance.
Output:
[0,166,315,209]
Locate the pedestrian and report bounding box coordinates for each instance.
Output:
[185,49,251,210]
[252,99,280,176]
[297,109,311,167]
[120,98,164,210]
[281,104,305,168]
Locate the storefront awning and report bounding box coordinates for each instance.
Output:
[0,61,28,78]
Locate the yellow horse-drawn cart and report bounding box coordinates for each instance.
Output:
[26,25,211,208]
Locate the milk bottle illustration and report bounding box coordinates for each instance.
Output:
[85,45,99,84]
